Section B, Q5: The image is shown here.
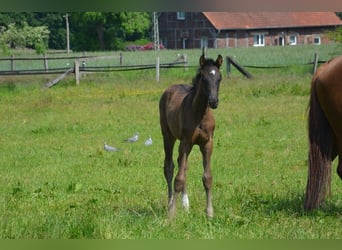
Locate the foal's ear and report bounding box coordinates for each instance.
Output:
[215,55,223,68]
[199,54,206,67]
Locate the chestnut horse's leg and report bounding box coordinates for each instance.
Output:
[336,155,342,180]
[200,139,214,218]
[335,141,342,180]
[168,141,192,218]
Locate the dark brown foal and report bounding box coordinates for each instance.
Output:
[159,53,223,218]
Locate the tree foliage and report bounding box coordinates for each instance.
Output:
[0,12,152,52]
[326,26,342,43]
[69,12,152,51]
[0,22,50,54]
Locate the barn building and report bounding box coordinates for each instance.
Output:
[158,12,342,49]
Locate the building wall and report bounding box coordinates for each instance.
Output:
[159,12,215,49]
[158,12,338,49]
[215,27,336,48]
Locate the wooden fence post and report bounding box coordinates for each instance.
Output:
[43,68,74,89]
[226,56,252,79]
[183,54,188,71]
[44,53,49,72]
[202,47,207,57]
[10,55,14,71]
[226,56,231,78]
[156,56,160,83]
[313,52,319,74]
[74,60,80,85]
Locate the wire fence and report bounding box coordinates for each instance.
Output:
[0,51,327,86]
[0,53,189,76]
[226,52,326,78]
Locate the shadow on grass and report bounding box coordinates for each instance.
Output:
[124,200,167,220]
[254,192,342,218]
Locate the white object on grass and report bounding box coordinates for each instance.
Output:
[104,142,119,152]
[124,132,139,143]
[144,135,153,146]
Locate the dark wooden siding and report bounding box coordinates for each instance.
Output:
[158,12,338,49]
[159,12,215,49]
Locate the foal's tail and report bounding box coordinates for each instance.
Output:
[304,76,334,211]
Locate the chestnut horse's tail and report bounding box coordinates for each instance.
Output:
[304,77,334,211]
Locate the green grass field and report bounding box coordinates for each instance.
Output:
[0,44,342,239]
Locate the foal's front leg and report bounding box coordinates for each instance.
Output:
[200,139,214,218]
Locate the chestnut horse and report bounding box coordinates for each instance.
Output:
[305,55,342,211]
[159,53,223,218]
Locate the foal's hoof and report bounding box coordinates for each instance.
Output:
[168,207,176,219]
[167,200,177,220]
[207,213,214,219]
[206,209,214,219]
[182,193,190,211]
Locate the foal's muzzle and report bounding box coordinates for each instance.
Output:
[209,99,219,109]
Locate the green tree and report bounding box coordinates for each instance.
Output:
[0,23,26,48]
[29,13,65,50]
[0,12,65,50]
[118,12,152,41]
[70,12,152,51]
[23,23,50,54]
[0,22,49,54]
[325,13,342,44]
[0,12,152,51]
[327,26,342,43]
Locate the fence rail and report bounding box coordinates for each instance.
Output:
[0,53,187,88]
[0,52,327,87]
[0,53,123,74]
[0,53,189,88]
[0,53,188,75]
[225,52,327,78]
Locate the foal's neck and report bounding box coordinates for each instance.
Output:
[191,80,209,118]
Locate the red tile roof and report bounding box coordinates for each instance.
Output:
[203,12,342,30]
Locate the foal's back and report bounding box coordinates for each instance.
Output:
[159,84,192,140]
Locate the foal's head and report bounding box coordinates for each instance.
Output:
[196,54,223,109]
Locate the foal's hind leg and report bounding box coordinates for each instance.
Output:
[168,142,192,218]
[162,135,176,206]
[200,139,214,218]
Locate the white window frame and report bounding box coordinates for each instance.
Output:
[177,12,185,20]
[313,36,321,45]
[253,33,265,47]
[182,38,188,49]
[279,35,285,46]
[225,33,229,48]
[289,34,297,45]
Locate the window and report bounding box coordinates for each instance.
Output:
[278,32,285,46]
[289,35,297,45]
[253,34,265,46]
[177,12,185,20]
[314,36,321,45]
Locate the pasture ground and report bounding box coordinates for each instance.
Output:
[0,45,342,239]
